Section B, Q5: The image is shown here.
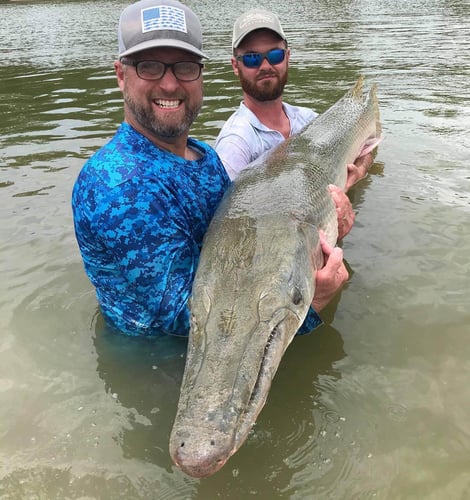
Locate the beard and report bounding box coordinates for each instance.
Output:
[238,67,288,101]
[123,90,202,139]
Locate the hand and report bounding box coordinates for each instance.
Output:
[312,232,349,312]
[345,152,374,191]
[329,184,354,240]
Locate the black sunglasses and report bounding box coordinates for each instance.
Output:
[120,58,204,82]
[235,48,286,69]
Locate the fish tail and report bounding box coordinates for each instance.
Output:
[356,81,383,157]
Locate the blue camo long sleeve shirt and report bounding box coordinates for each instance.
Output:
[72,123,231,336]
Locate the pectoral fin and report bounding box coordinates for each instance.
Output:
[357,136,383,157]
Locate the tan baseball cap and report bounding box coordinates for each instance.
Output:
[232,8,287,49]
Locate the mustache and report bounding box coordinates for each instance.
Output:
[256,70,278,80]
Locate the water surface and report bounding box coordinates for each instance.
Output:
[1,0,469,498]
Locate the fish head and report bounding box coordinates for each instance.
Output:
[169,214,320,477]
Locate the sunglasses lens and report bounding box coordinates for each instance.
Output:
[266,49,285,65]
[242,53,263,68]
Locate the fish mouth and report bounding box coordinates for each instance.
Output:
[170,309,300,478]
[235,311,300,439]
[246,323,284,408]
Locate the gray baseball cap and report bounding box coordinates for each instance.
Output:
[118,0,208,59]
[232,8,287,49]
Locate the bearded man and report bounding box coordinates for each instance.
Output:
[215,8,372,191]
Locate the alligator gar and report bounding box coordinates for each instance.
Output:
[169,76,381,477]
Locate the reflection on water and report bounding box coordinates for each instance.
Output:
[93,315,187,468]
[1,0,469,498]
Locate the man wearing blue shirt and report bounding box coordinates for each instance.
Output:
[72,0,350,337]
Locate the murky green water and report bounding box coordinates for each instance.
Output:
[1,0,469,498]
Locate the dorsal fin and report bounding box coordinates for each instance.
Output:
[350,75,365,101]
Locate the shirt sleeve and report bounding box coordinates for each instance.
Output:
[296,307,323,335]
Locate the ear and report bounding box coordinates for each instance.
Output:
[286,48,291,66]
[114,60,125,91]
[231,56,240,77]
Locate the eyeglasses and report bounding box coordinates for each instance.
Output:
[120,58,204,82]
[235,49,286,69]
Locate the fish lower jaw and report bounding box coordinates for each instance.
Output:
[234,312,305,437]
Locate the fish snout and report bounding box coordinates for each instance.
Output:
[169,427,234,478]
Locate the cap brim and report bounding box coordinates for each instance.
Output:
[119,39,208,59]
[232,27,286,49]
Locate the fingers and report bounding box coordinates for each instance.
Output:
[318,247,345,284]
[319,230,343,263]
[346,153,373,191]
[345,164,361,191]
[312,242,349,312]
[318,230,332,256]
[328,184,343,197]
[354,152,373,172]
[313,181,357,312]
[347,163,356,173]
[328,185,355,239]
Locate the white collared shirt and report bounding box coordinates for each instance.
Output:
[214,101,317,180]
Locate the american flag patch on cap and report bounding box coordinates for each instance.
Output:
[141,6,187,33]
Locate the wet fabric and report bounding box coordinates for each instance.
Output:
[72,122,230,336]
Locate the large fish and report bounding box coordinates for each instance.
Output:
[169,76,382,477]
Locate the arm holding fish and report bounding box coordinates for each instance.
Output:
[311,158,368,312]
[328,184,355,239]
[312,232,349,312]
[327,152,375,238]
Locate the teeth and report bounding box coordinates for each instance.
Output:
[155,99,181,109]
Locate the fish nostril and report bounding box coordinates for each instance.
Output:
[179,442,185,448]
[291,287,303,306]
[210,440,215,446]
